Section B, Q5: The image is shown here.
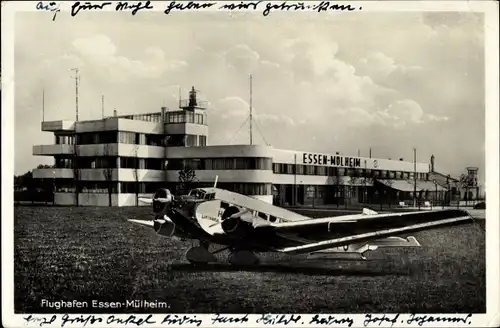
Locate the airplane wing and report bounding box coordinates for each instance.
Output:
[254,209,473,254]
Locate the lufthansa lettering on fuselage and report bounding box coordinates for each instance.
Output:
[201,214,219,223]
[302,153,362,168]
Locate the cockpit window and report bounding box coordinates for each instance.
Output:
[204,193,215,200]
[188,189,206,199]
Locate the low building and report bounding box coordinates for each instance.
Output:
[31,87,465,207]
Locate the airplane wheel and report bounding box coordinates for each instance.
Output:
[185,246,217,264]
[228,250,260,266]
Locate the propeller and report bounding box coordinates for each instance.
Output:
[138,189,173,205]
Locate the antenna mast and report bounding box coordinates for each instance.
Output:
[249,74,253,145]
[101,94,104,119]
[42,87,45,122]
[70,68,80,121]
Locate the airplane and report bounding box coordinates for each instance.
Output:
[129,180,474,266]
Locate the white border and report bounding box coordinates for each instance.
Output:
[2,1,499,327]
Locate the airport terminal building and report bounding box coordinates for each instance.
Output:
[32,88,453,207]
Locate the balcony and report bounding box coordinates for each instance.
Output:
[41,121,75,132]
[33,168,73,179]
[33,144,74,156]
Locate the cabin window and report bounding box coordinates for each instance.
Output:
[258,212,267,220]
[269,216,277,223]
[204,193,215,200]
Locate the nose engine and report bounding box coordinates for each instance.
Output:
[150,188,177,237]
[152,188,174,215]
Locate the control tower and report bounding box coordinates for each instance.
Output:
[163,86,208,147]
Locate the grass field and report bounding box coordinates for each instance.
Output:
[14,206,485,314]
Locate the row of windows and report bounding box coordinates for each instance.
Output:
[55,135,76,145]
[55,181,167,194]
[55,181,270,196]
[166,134,207,147]
[166,111,207,125]
[118,113,162,123]
[272,163,429,180]
[56,131,206,147]
[214,183,272,196]
[167,158,273,171]
[55,157,165,170]
[118,132,163,146]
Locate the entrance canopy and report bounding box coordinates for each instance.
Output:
[377,179,448,192]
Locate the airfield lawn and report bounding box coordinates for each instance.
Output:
[14,206,485,313]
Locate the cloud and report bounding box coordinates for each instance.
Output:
[214,96,295,127]
[72,34,188,81]
[357,51,423,83]
[225,44,260,72]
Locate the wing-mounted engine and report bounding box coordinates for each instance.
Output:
[220,206,254,238]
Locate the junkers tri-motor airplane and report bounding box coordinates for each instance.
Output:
[129,179,473,266]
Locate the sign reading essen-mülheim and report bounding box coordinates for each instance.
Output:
[302,153,362,168]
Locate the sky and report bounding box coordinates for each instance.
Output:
[13,10,485,184]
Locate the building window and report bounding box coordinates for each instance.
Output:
[295,165,304,175]
[118,132,136,144]
[273,163,281,174]
[199,135,207,146]
[316,166,327,176]
[195,113,206,125]
[143,134,162,146]
[338,168,346,176]
[166,135,186,147]
[186,135,198,146]
[55,134,76,145]
[55,158,73,168]
[304,165,314,175]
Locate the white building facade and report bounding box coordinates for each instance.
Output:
[32,88,439,207]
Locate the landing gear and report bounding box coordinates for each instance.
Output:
[228,250,260,266]
[185,241,217,264]
[184,241,260,266]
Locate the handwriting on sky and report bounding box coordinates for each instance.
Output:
[22,313,474,327]
[35,1,362,20]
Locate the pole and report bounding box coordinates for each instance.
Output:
[364,160,367,203]
[413,148,417,208]
[369,148,372,158]
[42,88,45,122]
[293,153,297,206]
[358,149,360,157]
[101,95,104,119]
[70,68,80,121]
[249,74,253,145]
